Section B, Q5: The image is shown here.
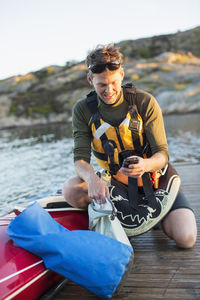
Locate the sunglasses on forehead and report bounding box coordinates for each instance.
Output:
[88,60,121,73]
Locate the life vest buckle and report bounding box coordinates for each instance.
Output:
[129,119,141,132]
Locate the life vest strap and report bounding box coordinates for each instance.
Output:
[128,177,139,210]
[128,173,158,211]
[103,140,119,175]
[141,172,157,207]
[86,91,99,115]
[92,149,107,161]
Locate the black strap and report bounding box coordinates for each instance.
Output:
[123,83,137,105]
[103,140,119,175]
[141,173,157,207]
[86,91,98,115]
[128,177,139,210]
[92,149,107,161]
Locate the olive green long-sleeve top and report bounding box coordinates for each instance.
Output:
[72,88,169,163]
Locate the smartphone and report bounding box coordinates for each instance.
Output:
[122,157,139,168]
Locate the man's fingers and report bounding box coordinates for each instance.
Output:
[89,192,106,203]
[88,179,109,204]
[120,166,144,178]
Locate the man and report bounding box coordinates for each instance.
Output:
[63,44,197,248]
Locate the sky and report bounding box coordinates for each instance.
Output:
[0,0,199,80]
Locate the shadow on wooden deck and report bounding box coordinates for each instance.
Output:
[53,164,200,300]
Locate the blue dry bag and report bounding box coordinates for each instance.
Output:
[7,202,133,298]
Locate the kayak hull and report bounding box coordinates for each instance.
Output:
[0,197,88,300]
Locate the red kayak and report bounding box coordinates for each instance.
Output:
[0,196,88,300]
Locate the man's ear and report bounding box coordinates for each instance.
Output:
[87,73,93,86]
[120,68,124,80]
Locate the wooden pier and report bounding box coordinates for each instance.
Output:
[53,164,200,300]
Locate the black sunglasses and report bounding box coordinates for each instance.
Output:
[88,60,121,73]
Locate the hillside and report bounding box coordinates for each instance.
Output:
[0,26,200,129]
[118,26,200,59]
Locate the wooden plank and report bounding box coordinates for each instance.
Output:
[53,164,200,300]
[124,274,200,288]
[117,288,200,299]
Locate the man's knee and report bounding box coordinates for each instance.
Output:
[164,225,197,249]
[62,180,73,205]
[175,230,197,249]
[62,177,90,209]
[62,177,77,199]
[162,208,197,249]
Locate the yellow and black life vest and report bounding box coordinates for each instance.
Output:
[86,83,151,176]
[86,84,181,237]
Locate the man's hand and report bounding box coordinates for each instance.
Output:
[119,152,167,178]
[74,160,110,204]
[87,174,110,204]
[120,156,145,178]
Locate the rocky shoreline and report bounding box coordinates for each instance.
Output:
[0,27,200,130]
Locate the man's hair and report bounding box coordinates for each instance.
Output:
[86,44,123,68]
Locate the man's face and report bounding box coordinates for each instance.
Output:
[87,68,124,105]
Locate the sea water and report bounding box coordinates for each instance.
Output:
[0,113,200,213]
